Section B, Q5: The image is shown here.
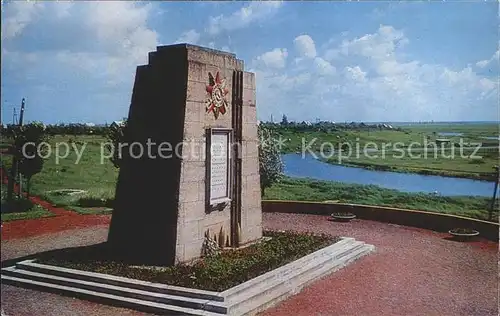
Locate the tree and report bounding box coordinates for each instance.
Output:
[105,119,128,168]
[11,122,48,198]
[281,114,288,126]
[258,125,284,197]
[18,155,44,198]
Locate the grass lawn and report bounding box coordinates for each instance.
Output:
[279,123,498,180]
[1,135,118,215]
[263,177,498,221]
[39,230,339,292]
[1,205,53,222]
[324,147,498,181]
[1,185,54,222]
[1,132,497,221]
[279,123,498,152]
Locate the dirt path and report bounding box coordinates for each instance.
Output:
[260,213,498,316]
[1,167,112,240]
[1,213,497,316]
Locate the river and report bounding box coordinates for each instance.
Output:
[282,153,497,197]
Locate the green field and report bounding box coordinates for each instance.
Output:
[265,177,497,221]
[324,147,498,180]
[1,135,117,215]
[278,123,499,180]
[0,126,498,222]
[1,184,54,222]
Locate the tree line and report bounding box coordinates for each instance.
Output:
[2,120,285,199]
[1,123,111,137]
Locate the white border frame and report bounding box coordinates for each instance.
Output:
[206,128,233,206]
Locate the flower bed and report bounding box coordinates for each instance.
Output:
[38,230,340,292]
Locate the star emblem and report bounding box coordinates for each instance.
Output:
[205,72,229,119]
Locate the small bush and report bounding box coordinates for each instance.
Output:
[468,159,485,164]
[40,230,340,292]
[78,197,114,208]
[1,198,34,214]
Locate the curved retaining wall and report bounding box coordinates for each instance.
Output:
[262,200,499,242]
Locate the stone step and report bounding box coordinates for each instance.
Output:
[2,237,375,316]
[14,260,223,302]
[1,274,222,316]
[229,243,374,316]
[1,266,226,314]
[221,237,358,302]
[224,242,371,315]
[223,238,362,303]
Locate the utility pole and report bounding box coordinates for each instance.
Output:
[17,98,26,198]
[19,98,25,126]
[7,98,25,202]
[12,108,17,125]
[489,165,499,221]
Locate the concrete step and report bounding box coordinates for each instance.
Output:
[14,260,223,302]
[223,239,363,303]
[1,274,222,316]
[221,237,358,302]
[2,237,375,316]
[230,243,374,316]
[224,242,371,315]
[1,266,226,314]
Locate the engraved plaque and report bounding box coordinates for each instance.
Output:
[208,129,232,205]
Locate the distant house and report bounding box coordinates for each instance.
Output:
[110,120,125,129]
[435,138,451,146]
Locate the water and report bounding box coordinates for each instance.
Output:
[437,132,463,137]
[367,121,498,127]
[482,136,499,140]
[282,153,496,197]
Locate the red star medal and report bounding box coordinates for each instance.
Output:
[205,72,229,119]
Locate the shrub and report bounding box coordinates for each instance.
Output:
[104,119,128,168]
[258,125,284,196]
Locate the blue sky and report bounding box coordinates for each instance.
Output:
[1,1,498,124]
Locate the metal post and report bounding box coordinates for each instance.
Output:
[489,165,499,221]
[7,98,25,201]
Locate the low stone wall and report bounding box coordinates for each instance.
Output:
[262,200,499,242]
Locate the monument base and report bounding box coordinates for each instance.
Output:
[108,44,263,266]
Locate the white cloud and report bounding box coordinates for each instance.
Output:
[255,25,497,122]
[327,25,408,61]
[476,49,499,69]
[2,3,496,124]
[69,3,157,84]
[175,29,201,44]
[53,1,73,19]
[1,1,44,40]
[344,66,366,82]
[2,0,160,123]
[255,48,288,69]
[85,2,157,61]
[314,57,335,75]
[207,1,283,35]
[293,34,317,59]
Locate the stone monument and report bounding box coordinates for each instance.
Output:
[107,44,262,265]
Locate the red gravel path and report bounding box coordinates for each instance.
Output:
[260,213,499,316]
[1,167,111,240]
[1,213,497,316]
[1,214,111,240]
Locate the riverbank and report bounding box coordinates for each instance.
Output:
[264,177,497,221]
[1,132,498,221]
[324,158,497,181]
[276,122,498,181]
